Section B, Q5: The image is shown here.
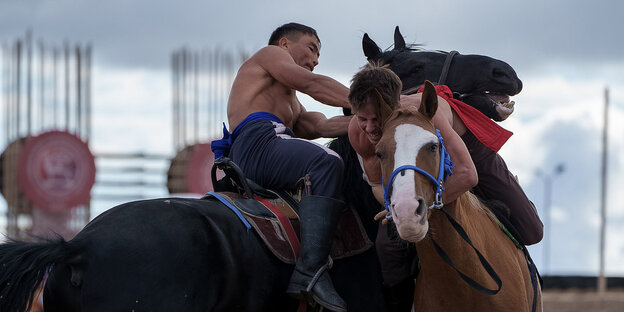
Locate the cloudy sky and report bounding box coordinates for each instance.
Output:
[1,0,623,277]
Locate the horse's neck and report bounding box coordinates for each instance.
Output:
[416,194,501,288]
[414,193,540,311]
[425,193,497,249]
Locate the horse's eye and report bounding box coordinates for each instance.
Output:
[376,152,383,159]
[429,144,438,153]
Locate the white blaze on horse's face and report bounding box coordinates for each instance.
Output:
[390,123,438,242]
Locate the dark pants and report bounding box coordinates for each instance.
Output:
[229,120,344,199]
[375,222,419,287]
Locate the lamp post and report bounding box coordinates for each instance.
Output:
[535,163,565,274]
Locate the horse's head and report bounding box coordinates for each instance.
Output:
[362,26,522,121]
[376,81,446,242]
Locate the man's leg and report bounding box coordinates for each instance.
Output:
[269,138,347,311]
[230,123,347,311]
[376,223,416,312]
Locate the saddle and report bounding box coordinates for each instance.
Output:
[203,157,373,264]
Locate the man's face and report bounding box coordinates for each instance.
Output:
[356,101,382,145]
[286,34,320,71]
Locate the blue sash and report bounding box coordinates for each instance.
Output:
[210,112,284,159]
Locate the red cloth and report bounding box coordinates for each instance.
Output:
[419,85,512,152]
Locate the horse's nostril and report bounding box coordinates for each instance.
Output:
[416,198,427,225]
[415,198,425,216]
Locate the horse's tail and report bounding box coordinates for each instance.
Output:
[0,238,76,312]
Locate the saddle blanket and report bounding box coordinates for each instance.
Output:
[204,191,373,264]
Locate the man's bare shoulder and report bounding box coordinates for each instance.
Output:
[249,45,291,65]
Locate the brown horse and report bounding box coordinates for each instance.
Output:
[375,81,541,312]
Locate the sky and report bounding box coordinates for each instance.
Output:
[1,0,624,277]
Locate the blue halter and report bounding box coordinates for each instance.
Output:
[382,129,454,219]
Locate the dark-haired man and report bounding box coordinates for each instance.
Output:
[211,22,351,311]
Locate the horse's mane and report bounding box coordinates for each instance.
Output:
[389,42,445,54]
[456,192,497,223]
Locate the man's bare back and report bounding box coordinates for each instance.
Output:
[227,46,303,130]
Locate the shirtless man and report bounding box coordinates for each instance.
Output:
[211,23,351,311]
[348,63,543,312]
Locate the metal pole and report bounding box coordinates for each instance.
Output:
[15,40,21,139]
[75,45,82,137]
[64,42,70,131]
[26,31,32,137]
[171,51,178,150]
[598,87,609,293]
[181,49,187,147]
[53,47,58,128]
[39,40,45,132]
[194,52,199,144]
[202,49,210,141]
[2,44,9,144]
[85,44,92,143]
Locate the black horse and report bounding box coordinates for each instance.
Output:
[0,137,384,312]
[0,190,383,311]
[362,26,522,121]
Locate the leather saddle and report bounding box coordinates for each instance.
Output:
[203,157,373,264]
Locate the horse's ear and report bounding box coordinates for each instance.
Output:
[393,26,406,50]
[419,80,438,120]
[362,33,381,60]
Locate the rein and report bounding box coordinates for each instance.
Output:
[381,128,504,296]
[401,50,459,96]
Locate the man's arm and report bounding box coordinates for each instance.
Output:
[294,108,351,139]
[256,46,350,108]
[400,93,477,203]
[433,96,478,204]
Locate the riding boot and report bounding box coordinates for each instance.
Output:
[382,278,415,312]
[287,195,347,312]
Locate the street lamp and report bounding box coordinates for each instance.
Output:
[535,163,565,274]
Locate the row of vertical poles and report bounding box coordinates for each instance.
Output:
[1,31,92,240]
[171,47,248,151]
[1,30,92,146]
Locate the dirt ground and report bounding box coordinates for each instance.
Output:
[542,289,624,312]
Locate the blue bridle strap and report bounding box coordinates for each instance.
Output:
[382,129,454,218]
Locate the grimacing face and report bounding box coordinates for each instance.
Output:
[355,101,382,145]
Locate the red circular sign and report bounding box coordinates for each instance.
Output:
[17,130,96,213]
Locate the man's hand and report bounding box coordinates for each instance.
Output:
[374,209,390,225]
